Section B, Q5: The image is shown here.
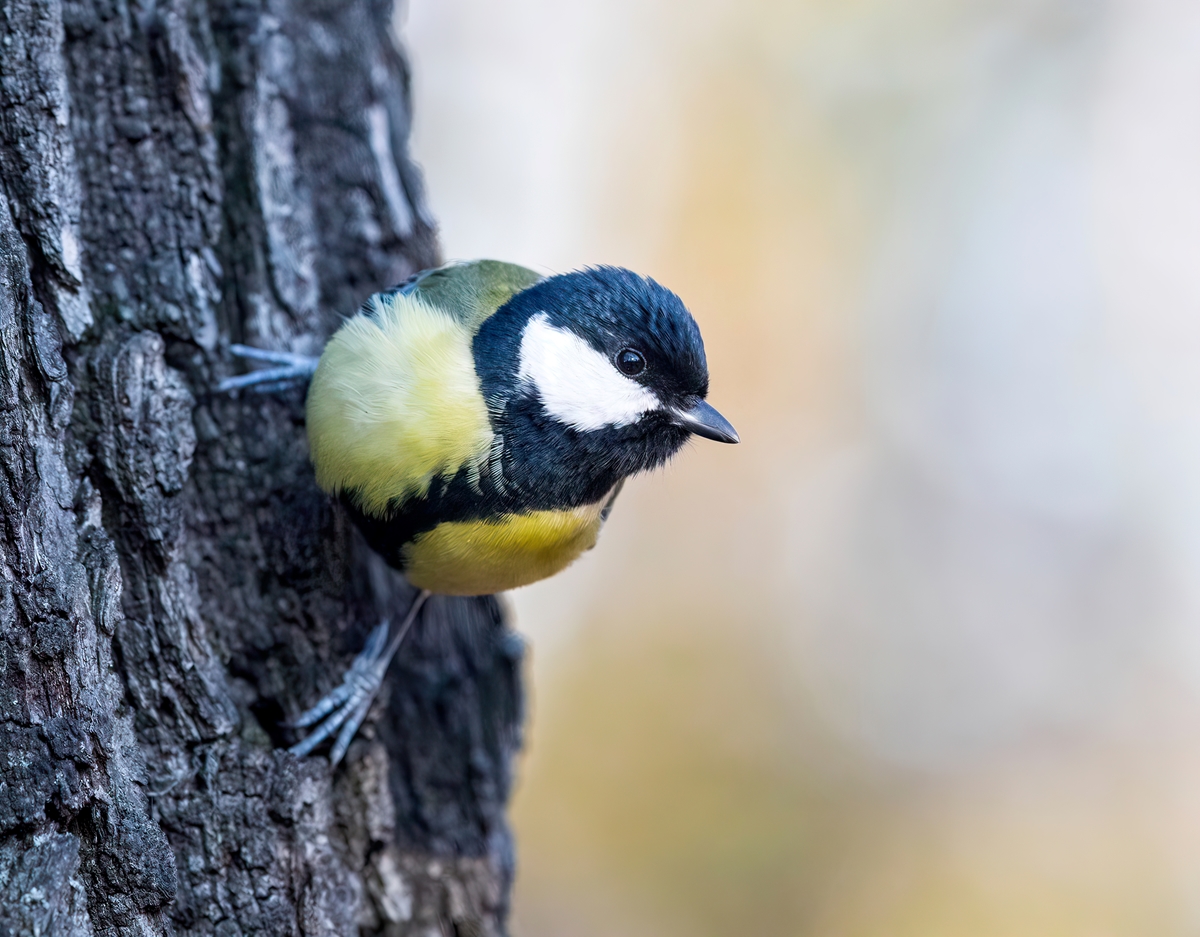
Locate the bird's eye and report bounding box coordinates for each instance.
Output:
[616,348,646,376]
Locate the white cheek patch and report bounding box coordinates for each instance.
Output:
[517,313,660,431]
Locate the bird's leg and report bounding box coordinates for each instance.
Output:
[217,344,320,392]
[288,589,431,765]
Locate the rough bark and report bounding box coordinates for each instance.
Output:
[0,1,524,934]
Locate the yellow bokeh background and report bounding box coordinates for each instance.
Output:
[405,0,1200,933]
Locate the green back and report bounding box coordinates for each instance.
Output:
[406,260,543,334]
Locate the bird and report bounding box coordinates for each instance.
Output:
[220,260,738,763]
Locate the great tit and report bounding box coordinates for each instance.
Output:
[221,260,738,761]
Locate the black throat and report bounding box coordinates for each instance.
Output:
[471,286,692,512]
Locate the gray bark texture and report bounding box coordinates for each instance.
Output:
[0,1,525,934]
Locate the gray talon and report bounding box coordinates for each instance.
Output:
[329,694,375,766]
[287,591,430,765]
[290,621,389,729]
[218,344,320,392]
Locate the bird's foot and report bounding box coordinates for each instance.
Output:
[217,344,320,392]
[287,590,430,765]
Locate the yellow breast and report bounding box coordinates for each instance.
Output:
[400,500,609,595]
[305,292,494,517]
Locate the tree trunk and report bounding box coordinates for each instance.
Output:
[0,1,524,934]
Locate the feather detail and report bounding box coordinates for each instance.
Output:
[306,291,494,518]
[400,494,615,595]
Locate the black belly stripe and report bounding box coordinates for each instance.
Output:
[338,458,550,571]
[343,463,629,574]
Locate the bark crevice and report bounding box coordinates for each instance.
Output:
[0,1,522,934]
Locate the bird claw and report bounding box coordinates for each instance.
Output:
[286,590,430,765]
[287,620,391,762]
[217,344,319,392]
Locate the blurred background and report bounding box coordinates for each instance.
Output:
[403,0,1200,933]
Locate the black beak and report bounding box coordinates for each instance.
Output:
[671,399,740,444]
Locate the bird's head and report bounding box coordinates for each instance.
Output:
[474,267,737,487]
